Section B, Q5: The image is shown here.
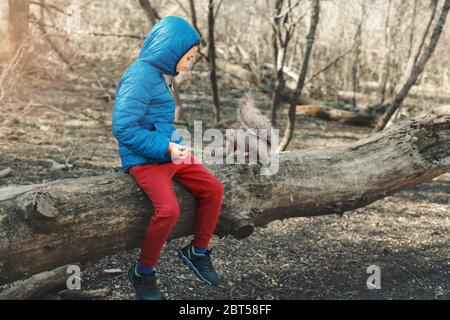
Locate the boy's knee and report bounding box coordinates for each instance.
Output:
[157,203,180,222]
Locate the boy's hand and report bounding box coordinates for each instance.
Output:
[167,142,189,160]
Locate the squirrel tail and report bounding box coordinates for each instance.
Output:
[237,93,274,144]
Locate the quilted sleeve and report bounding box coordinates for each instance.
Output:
[112,72,170,160]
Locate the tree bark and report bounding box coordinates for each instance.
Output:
[373,0,450,133]
[0,0,29,62]
[0,114,449,285]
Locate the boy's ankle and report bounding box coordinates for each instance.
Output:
[191,243,208,255]
[137,264,155,276]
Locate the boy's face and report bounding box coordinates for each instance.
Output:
[176,45,198,73]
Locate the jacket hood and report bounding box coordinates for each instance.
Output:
[138,16,201,77]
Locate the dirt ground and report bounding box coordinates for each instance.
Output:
[0,70,449,300]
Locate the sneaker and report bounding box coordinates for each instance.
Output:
[178,243,221,286]
[128,264,162,300]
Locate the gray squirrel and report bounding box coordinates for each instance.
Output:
[225,93,277,163]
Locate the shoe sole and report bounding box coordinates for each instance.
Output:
[178,250,217,286]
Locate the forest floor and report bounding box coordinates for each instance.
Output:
[0,68,449,300]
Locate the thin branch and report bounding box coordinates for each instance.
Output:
[138,0,161,26]
[30,19,144,40]
[214,0,224,21]
[29,0,69,16]
[82,31,144,40]
[305,47,353,84]
[273,0,303,20]
[174,0,190,17]
[412,0,438,67]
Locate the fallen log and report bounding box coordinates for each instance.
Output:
[215,59,261,86]
[58,288,109,300]
[0,114,448,285]
[0,264,76,300]
[262,63,377,126]
[0,167,12,178]
[285,104,376,126]
[281,91,377,126]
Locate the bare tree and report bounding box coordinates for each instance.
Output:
[270,0,302,126]
[373,0,450,133]
[30,1,75,72]
[412,0,439,68]
[278,0,320,151]
[208,0,221,124]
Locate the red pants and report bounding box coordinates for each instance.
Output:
[129,155,224,267]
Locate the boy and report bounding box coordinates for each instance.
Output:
[112,16,224,300]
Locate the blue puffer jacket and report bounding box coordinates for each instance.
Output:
[112,16,201,173]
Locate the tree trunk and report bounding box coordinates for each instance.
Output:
[407,0,419,61]
[279,0,321,151]
[412,0,438,68]
[189,0,206,47]
[352,5,366,109]
[270,0,286,126]
[208,0,221,124]
[138,0,160,26]
[373,0,450,133]
[379,0,393,106]
[271,48,287,126]
[0,114,449,285]
[0,0,29,62]
[173,80,186,124]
